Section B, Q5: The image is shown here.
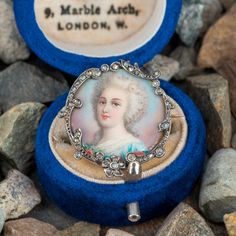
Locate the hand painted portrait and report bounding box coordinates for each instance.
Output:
[71,70,165,160]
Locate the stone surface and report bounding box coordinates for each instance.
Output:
[3,218,58,236]
[215,60,236,119]
[170,46,202,80]
[116,216,165,236]
[0,209,6,233]
[0,170,41,232]
[198,4,236,118]
[177,0,222,46]
[207,221,228,236]
[24,173,78,230]
[155,202,214,236]
[199,148,236,222]
[232,116,236,135]
[0,0,30,64]
[184,181,227,236]
[176,3,204,46]
[224,212,236,236]
[0,62,68,112]
[198,3,236,69]
[0,61,7,73]
[143,55,179,81]
[56,222,100,236]
[106,229,134,236]
[232,133,236,150]
[219,0,235,9]
[185,74,232,154]
[0,102,46,174]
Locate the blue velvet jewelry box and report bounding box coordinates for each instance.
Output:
[35,79,206,226]
[15,0,206,226]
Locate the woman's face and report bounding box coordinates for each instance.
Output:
[97,86,128,128]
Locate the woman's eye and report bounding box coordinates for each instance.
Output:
[112,102,121,107]
[99,100,106,105]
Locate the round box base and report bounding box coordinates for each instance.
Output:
[36,80,206,226]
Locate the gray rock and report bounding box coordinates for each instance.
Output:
[215,60,236,119]
[24,173,78,230]
[177,0,222,46]
[0,61,7,73]
[232,133,236,150]
[0,102,46,174]
[219,0,235,9]
[0,0,30,64]
[197,0,223,27]
[115,216,165,236]
[0,170,41,233]
[4,218,58,236]
[231,116,236,136]
[199,148,236,222]
[156,202,214,236]
[56,222,100,236]
[106,229,134,236]
[185,74,232,154]
[0,209,6,233]
[170,46,202,80]
[143,55,180,81]
[0,62,68,112]
[177,3,205,46]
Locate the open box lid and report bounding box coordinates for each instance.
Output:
[14,0,182,76]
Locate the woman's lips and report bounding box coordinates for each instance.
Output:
[101,114,110,120]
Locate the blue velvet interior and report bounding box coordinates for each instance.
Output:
[14,0,182,76]
[35,80,206,226]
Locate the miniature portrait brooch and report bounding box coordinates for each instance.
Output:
[58,60,174,179]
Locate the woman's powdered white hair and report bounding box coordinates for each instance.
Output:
[92,71,148,139]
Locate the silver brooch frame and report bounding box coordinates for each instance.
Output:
[58,60,174,178]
